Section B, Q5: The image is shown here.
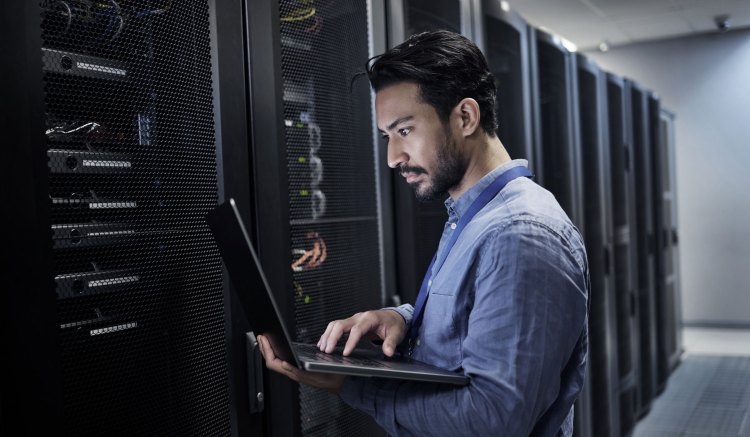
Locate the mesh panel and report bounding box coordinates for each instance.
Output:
[578,68,614,437]
[537,41,575,219]
[279,1,383,435]
[485,16,526,161]
[40,0,229,434]
[405,0,461,35]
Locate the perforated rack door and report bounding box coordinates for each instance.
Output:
[39,0,229,434]
[279,1,383,435]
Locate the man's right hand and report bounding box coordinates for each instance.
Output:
[317,309,407,357]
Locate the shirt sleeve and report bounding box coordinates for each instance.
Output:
[339,220,589,436]
[382,304,414,327]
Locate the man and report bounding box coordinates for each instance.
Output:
[258,30,589,436]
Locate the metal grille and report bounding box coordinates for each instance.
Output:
[485,16,526,161]
[578,67,615,437]
[406,0,461,35]
[279,1,383,435]
[39,1,229,434]
[607,80,636,381]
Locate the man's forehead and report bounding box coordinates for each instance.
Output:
[375,83,424,130]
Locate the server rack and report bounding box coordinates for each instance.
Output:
[474,0,537,170]
[531,28,591,437]
[606,73,640,436]
[658,109,684,373]
[386,0,474,305]
[531,29,584,226]
[245,0,390,435]
[3,0,242,434]
[576,55,620,437]
[628,80,658,416]
[648,93,670,394]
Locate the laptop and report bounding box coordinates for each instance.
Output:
[206,198,468,385]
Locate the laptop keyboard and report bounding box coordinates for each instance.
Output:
[294,343,390,368]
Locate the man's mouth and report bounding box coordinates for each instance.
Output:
[402,172,422,183]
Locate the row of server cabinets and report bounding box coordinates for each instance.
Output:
[390,1,685,437]
[0,1,681,437]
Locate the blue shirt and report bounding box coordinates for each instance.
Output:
[339,160,590,436]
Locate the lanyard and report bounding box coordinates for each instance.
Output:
[406,165,533,353]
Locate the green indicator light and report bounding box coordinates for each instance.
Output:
[298,156,306,163]
[304,295,311,304]
[296,122,304,128]
[300,190,309,196]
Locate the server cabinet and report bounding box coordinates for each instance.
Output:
[247,1,389,435]
[658,110,683,373]
[474,0,537,170]
[531,28,590,437]
[3,0,241,434]
[628,81,658,416]
[606,73,640,436]
[648,94,670,394]
[532,29,584,227]
[386,0,474,305]
[576,55,620,437]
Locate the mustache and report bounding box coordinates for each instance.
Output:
[398,165,427,176]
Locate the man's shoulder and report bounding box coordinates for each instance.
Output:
[472,178,587,265]
[478,178,577,239]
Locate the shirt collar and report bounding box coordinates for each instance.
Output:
[444,159,529,222]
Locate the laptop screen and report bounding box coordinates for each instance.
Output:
[206,199,299,366]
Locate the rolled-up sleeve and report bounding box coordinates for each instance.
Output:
[339,220,589,436]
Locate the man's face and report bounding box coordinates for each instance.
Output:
[375,82,467,202]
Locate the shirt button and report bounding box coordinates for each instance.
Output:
[416,339,421,346]
[428,279,432,287]
[450,223,457,230]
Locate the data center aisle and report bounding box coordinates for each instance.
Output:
[633,328,750,437]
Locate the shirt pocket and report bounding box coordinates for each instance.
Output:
[417,293,462,370]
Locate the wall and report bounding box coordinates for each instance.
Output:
[587,28,750,326]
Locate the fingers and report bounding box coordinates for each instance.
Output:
[382,334,399,357]
[317,320,336,350]
[258,335,346,394]
[323,318,354,354]
[343,314,376,356]
[317,317,353,353]
[381,310,407,357]
[257,335,301,383]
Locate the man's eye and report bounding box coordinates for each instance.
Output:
[380,133,389,140]
[398,128,411,137]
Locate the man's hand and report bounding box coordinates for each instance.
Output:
[257,335,345,394]
[317,309,407,357]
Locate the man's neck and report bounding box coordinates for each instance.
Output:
[448,135,512,201]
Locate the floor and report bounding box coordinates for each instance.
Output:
[633,328,750,437]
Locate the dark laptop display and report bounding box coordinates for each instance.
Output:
[206,199,468,385]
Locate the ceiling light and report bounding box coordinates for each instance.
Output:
[501,1,510,12]
[598,41,610,52]
[561,38,578,53]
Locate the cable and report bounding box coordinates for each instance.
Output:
[281,7,316,22]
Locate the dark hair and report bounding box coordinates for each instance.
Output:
[366,30,498,135]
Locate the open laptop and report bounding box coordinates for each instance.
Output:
[206,198,468,385]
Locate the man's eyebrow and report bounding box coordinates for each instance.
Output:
[379,116,414,133]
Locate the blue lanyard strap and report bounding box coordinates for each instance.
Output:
[406,166,534,350]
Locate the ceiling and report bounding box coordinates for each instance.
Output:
[503,0,750,51]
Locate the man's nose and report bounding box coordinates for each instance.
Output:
[387,139,408,169]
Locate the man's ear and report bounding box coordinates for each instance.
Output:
[454,98,481,137]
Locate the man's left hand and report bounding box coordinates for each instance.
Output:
[257,335,346,395]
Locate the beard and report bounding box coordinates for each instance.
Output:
[403,128,468,202]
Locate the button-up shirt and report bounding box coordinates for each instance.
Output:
[339,160,590,436]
